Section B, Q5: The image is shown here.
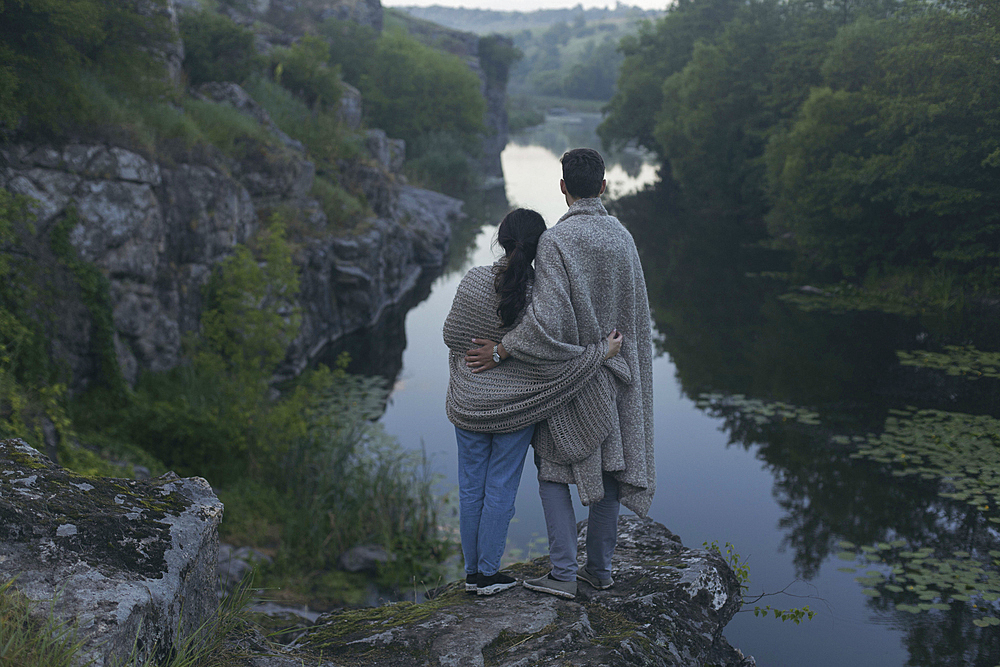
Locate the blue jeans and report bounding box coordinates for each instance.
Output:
[456,425,534,577]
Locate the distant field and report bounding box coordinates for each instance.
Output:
[393,5,662,36]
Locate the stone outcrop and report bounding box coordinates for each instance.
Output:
[0,439,223,667]
[0,442,753,666]
[241,516,755,666]
[0,80,459,390]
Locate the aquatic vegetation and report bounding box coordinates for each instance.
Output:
[835,540,1000,627]
[837,407,1000,627]
[849,408,1000,523]
[896,345,1000,380]
[777,286,923,316]
[695,393,822,426]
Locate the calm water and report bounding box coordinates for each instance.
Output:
[371,113,1000,666]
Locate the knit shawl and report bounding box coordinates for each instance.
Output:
[444,260,631,464]
[501,198,655,517]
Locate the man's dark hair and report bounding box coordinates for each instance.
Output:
[560,148,605,199]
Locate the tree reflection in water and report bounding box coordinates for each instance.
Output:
[614,185,1000,666]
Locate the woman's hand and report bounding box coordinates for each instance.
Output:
[605,329,623,359]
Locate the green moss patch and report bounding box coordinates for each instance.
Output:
[586,605,641,647]
[301,585,471,654]
[0,439,192,577]
[482,624,559,666]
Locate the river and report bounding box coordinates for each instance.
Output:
[373,112,1000,666]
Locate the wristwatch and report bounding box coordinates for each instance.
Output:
[492,344,501,364]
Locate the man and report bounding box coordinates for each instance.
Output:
[466,148,655,598]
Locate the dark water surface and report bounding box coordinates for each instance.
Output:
[371,114,1000,666]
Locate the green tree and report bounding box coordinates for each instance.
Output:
[359,30,485,152]
[319,18,378,87]
[765,11,1000,279]
[599,0,743,152]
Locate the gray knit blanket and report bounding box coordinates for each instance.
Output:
[443,261,631,465]
[501,197,655,517]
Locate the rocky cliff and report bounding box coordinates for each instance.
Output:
[0,439,755,667]
[0,78,459,390]
[0,0,513,392]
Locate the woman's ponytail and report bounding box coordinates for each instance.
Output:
[495,209,546,327]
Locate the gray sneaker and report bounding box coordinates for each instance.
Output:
[577,566,614,590]
[523,573,577,599]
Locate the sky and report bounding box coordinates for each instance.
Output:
[382,0,671,11]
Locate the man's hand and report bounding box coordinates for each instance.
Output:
[466,339,499,373]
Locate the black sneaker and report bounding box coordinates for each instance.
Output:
[477,572,517,596]
[465,573,479,593]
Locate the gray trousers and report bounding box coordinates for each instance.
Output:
[537,455,620,582]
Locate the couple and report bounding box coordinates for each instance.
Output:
[443,148,654,598]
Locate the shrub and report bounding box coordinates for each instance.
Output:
[271,36,342,112]
[319,18,379,87]
[243,74,359,165]
[178,10,261,86]
[406,131,481,195]
[311,177,367,231]
[0,0,173,135]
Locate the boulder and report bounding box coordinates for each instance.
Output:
[337,544,395,574]
[218,543,273,595]
[261,516,754,666]
[364,129,405,176]
[0,439,224,667]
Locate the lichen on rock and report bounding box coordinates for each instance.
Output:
[284,516,754,667]
[0,439,224,667]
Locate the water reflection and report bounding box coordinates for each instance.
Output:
[617,185,1000,666]
[511,113,650,179]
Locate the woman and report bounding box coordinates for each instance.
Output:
[443,208,624,596]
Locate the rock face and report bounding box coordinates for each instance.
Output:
[0,80,459,390]
[0,439,224,667]
[0,443,753,667]
[254,517,754,667]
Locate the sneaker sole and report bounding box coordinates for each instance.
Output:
[477,581,517,596]
[522,580,577,599]
[465,583,477,593]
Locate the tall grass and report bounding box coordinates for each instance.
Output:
[243,75,358,165]
[277,372,450,583]
[0,579,85,667]
[310,176,366,231]
[117,575,256,667]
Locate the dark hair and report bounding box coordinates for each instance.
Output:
[561,148,605,199]
[495,208,546,327]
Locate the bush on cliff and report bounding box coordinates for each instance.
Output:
[179,9,261,87]
[271,36,342,112]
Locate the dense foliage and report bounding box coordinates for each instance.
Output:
[0,0,173,133]
[1,1,473,597]
[509,16,626,101]
[601,0,1000,289]
[178,9,260,87]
